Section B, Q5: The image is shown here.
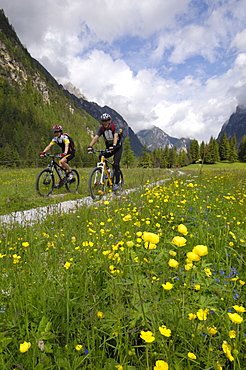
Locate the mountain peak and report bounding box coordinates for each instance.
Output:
[63,82,87,100]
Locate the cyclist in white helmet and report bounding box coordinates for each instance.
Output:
[87,113,123,191]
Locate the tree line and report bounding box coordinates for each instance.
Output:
[121,132,246,168]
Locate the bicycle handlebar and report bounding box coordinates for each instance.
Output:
[88,149,113,155]
[40,153,61,158]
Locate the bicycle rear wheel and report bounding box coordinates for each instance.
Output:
[89,167,105,200]
[66,169,80,193]
[36,169,54,196]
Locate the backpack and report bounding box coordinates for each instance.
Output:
[63,133,75,150]
[101,124,123,140]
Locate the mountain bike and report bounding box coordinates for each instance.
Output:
[88,149,124,200]
[36,153,80,196]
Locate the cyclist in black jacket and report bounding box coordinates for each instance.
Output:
[87,113,123,191]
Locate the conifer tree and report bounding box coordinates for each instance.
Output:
[218,132,230,161]
[188,139,200,163]
[238,135,246,162]
[138,144,152,168]
[228,135,238,162]
[122,137,136,168]
[204,136,220,164]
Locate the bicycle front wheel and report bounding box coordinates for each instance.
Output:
[36,169,54,196]
[89,167,105,200]
[66,169,80,193]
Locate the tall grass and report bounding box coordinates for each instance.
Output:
[0,167,245,369]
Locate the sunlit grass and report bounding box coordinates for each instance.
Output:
[0,167,245,369]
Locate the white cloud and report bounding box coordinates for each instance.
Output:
[1,0,246,143]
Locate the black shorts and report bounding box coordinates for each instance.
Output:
[64,150,75,162]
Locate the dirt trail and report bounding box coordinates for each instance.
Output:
[0,171,182,228]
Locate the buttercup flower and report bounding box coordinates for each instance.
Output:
[177,224,188,235]
[197,308,209,321]
[20,341,31,353]
[232,305,246,313]
[222,341,234,361]
[159,325,171,337]
[168,259,179,268]
[115,366,123,370]
[126,241,134,248]
[171,236,186,247]
[142,232,159,244]
[204,268,212,277]
[207,326,218,335]
[64,261,71,269]
[188,313,197,320]
[22,242,29,247]
[229,330,236,338]
[186,252,201,262]
[162,282,173,290]
[188,352,196,359]
[76,345,83,351]
[154,360,169,370]
[169,250,177,256]
[192,245,208,256]
[97,311,104,319]
[140,330,155,343]
[227,312,243,324]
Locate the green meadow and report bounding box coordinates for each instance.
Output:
[0,165,245,369]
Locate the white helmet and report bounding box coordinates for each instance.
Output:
[100,113,111,122]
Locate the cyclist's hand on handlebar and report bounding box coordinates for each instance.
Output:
[39,152,45,156]
[59,153,66,158]
[87,146,93,152]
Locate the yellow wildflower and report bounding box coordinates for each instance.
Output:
[162,282,173,290]
[229,330,236,338]
[140,330,155,343]
[168,259,179,268]
[197,308,209,321]
[207,326,218,335]
[142,232,159,244]
[188,352,196,359]
[177,224,188,235]
[232,305,246,313]
[97,311,104,319]
[188,313,197,320]
[227,312,243,324]
[159,325,171,337]
[20,341,31,353]
[64,262,71,269]
[186,252,201,262]
[171,236,186,247]
[154,360,169,370]
[192,245,208,256]
[222,341,234,361]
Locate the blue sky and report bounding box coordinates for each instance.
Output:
[2,0,246,142]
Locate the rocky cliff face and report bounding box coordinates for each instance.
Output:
[217,105,246,145]
[63,84,144,156]
[137,125,191,151]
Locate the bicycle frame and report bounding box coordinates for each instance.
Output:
[44,154,67,180]
[91,150,114,186]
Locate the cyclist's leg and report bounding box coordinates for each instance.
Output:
[113,146,123,184]
[61,151,75,175]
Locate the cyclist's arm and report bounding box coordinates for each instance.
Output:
[89,135,99,147]
[42,142,54,153]
[64,142,69,154]
[113,133,119,146]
